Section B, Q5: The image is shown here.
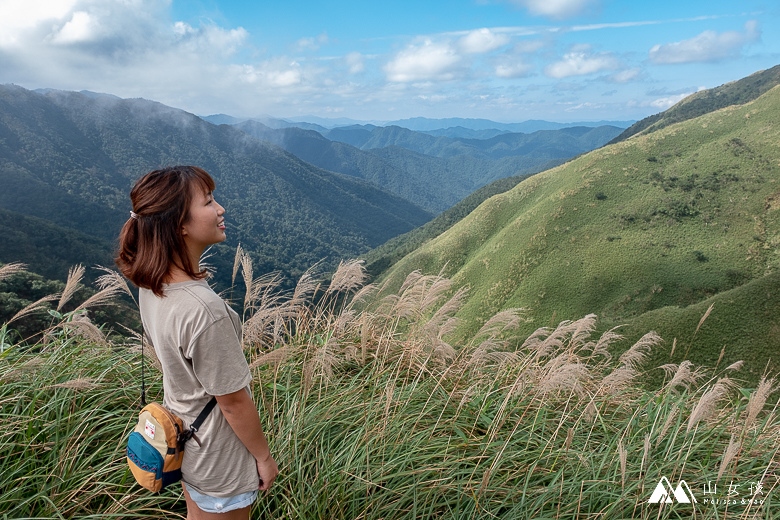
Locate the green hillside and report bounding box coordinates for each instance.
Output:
[0,207,114,282]
[377,83,780,383]
[362,174,530,276]
[0,85,431,284]
[610,64,780,144]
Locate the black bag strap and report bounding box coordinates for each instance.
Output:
[191,397,218,433]
[139,329,147,407]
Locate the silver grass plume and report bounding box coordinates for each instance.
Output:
[687,377,736,432]
[59,313,107,346]
[619,331,662,369]
[57,264,85,311]
[743,376,777,434]
[94,266,136,305]
[232,243,243,286]
[0,262,26,282]
[7,294,59,325]
[51,378,99,391]
[326,259,367,296]
[585,326,624,361]
[74,284,124,312]
[249,346,293,369]
[536,359,591,397]
[567,313,597,353]
[618,439,627,487]
[641,433,651,476]
[717,434,741,480]
[659,360,706,394]
[467,308,524,369]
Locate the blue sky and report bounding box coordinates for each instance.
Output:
[1,0,778,123]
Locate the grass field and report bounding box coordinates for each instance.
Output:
[1,258,779,519]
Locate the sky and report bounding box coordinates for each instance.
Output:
[1,0,778,124]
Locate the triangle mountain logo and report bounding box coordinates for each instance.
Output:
[648,477,697,504]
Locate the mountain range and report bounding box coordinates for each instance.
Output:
[228,120,622,212]
[0,85,431,286]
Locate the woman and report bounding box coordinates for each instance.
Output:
[117,165,278,519]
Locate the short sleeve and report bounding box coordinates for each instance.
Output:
[187,316,251,396]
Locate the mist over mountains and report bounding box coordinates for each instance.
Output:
[0,85,431,285]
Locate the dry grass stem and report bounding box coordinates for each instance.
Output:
[58,264,85,312]
[743,376,777,433]
[50,378,99,390]
[0,262,27,281]
[687,377,736,432]
[232,243,243,286]
[696,303,715,334]
[7,294,60,325]
[95,266,136,303]
[717,435,741,480]
[660,360,706,394]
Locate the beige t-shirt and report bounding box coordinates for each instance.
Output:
[139,279,258,497]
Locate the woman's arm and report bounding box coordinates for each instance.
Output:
[215,389,279,491]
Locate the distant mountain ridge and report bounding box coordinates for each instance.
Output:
[234,120,623,212]
[202,114,634,134]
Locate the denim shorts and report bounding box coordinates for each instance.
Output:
[183,482,258,513]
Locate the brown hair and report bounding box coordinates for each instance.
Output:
[116,165,216,297]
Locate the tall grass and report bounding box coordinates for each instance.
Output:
[1,257,778,519]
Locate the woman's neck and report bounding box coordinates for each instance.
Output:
[165,267,197,284]
[165,248,203,283]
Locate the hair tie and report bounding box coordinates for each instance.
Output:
[130,211,139,220]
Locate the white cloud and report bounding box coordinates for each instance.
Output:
[650,92,694,109]
[649,20,761,64]
[0,0,78,45]
[50,11,94,44]
[384,40,463,82]
[607,68,641,83]
[544,50,620,78]
[344,52,365,74]
[495,61,533,78]
[236,59,304,88]
[459,28,510,54]
[295,32,329,52]
[566,101,605,112]
[509,0,599,20]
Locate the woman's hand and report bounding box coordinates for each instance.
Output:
[256,453,279,491]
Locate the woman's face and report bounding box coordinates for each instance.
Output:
[181,186,226,254]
